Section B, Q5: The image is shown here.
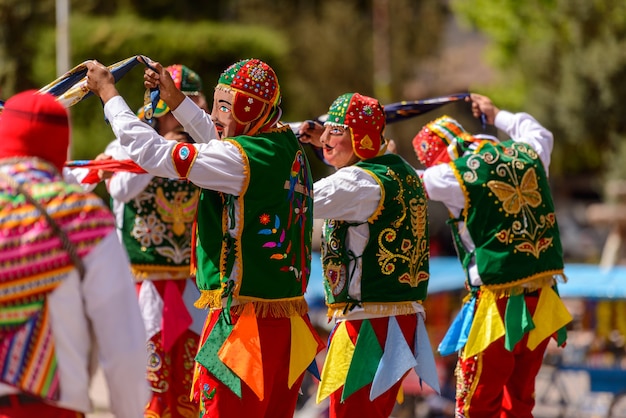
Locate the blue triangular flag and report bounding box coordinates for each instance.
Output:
[370,316,416,401]
[414,313,440,394]
[438,295,476,356]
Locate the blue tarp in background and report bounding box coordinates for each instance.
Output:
[304,254,626,306]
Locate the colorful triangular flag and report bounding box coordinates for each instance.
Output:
[195,312,241,397]
[414,313,440,394]
[316,322,355,403]
[161,281,193,353]
[504,292,535,351]
[289,315,324,388]
[218,303,264,400]
[527,287,572,350]
[370,317,417,401]
[438,295,476,356]
[341,319,383,401]
[463,289,505,359]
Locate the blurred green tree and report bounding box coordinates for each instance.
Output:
[1,0,449,177]
[451,0,626,184]
[0,0,55,95]
[32,13,287,161]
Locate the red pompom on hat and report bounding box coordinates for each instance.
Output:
[0,90,69,172]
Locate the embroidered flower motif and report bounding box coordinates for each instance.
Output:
[258,215,285,248]
[132,213,166,247]
[259,213,271,225]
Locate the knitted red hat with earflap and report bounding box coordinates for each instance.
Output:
[0,90,69,172]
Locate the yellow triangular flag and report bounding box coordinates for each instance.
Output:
[527,287,572,350]
[316,322,355,403]
[288,315,321,388]
[396,385,404,404]
[463,289,505,359]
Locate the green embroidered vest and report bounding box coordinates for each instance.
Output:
[450,140,564,289]
[194,128,313,314]
[120,176,199,278]
[321,154,429,309]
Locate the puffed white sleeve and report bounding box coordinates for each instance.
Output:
[313,166,381,222]
[171,96,219,144]
[104,95,245,195]
[494,110,554,173]
[81,232,149,418]
[103,139,154,202]
[422,164,465,218]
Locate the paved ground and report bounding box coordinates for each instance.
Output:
[86,369,113,418]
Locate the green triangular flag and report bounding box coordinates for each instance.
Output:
[195,313,242,397]
[504,293,535,351]
[555,325,567,346]
[341,320,383,401]
[552,286,568,347]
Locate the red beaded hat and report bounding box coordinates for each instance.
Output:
[217,59,280,126]
[412,115,474,167]
[325,93,386,160]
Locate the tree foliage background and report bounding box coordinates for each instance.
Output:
[2,0,626,187]
[451,0,626,188]
[0,0,447,177]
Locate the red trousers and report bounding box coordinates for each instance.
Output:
[139,280,201,418]
[145,329,200,418]
[193,309,307,418]
[329,376,406,418]
[456,294,549,418]
[0,394,83,418]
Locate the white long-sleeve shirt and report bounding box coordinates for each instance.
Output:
[0,231,149,417]
[421,110,555,286]
[104,96,245,196]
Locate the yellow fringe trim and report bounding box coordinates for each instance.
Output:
[326,301,422,319]
[194,290,309,318]
[130,265,191,280]
[194,289,223,310]
[481,270,566,298]
[233,296,309,318]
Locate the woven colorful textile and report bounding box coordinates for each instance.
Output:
[0,159,115,400]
